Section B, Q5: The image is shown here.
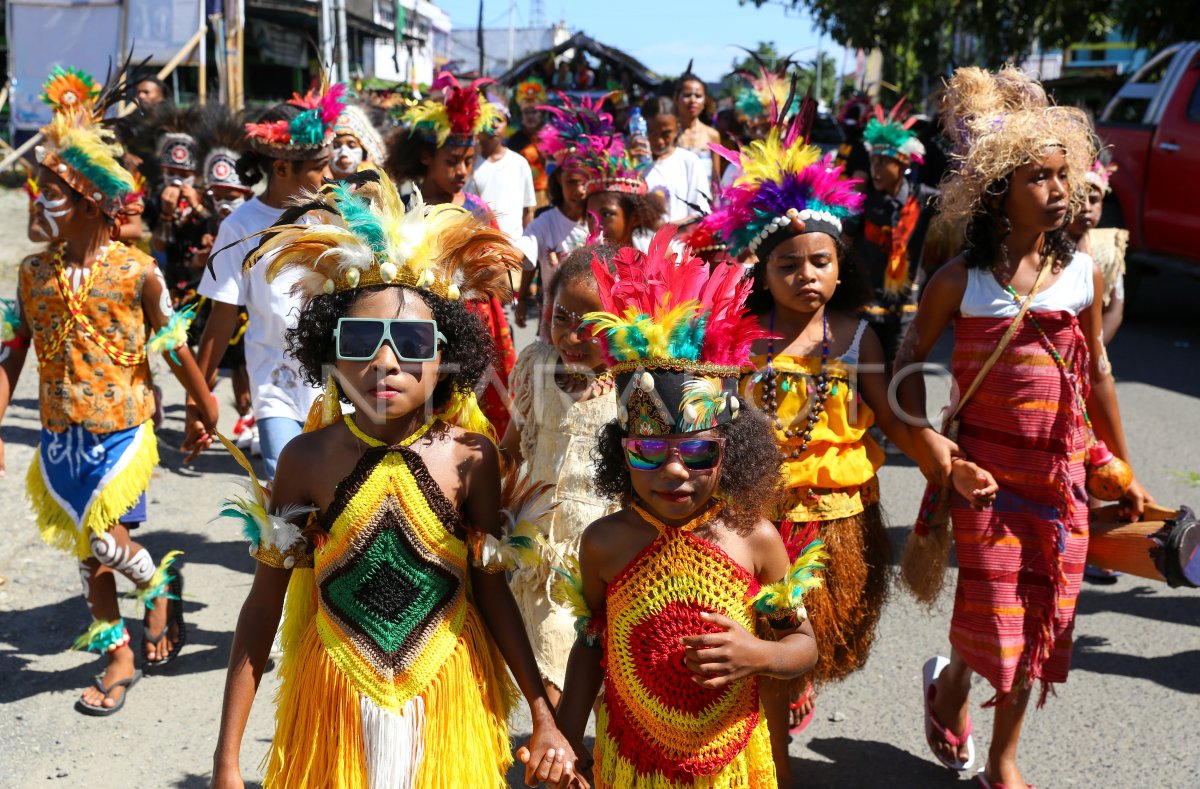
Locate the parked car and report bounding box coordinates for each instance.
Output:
[1097,42,1200,278]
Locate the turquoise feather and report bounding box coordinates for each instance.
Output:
[288,108,326,147]
[60,145,131,199]
[331,182,387,253]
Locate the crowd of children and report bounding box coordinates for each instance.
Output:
[0,53,1156,789]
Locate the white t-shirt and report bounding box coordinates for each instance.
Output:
[467,147,536,242]
[645,147,710,222]
[960,252,1096,318]
[522,207,589,290]
[197,197,319,423]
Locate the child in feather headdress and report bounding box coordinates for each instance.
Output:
[0,64,219,716]
[186,85,347,478]
[554,227,822,788]
[384,71,518,437]
[709,101,996,737]
[212,170,579,788]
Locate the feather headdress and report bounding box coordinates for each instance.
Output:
[1086,158,1116,195]
[237,169,520,304]
[862,100,926,164]
[939,66,1094,233]
[577,133,648,196]
[333,104,386,164]
[582,226,768,434]
[710,107,864,258]
[245,80,349,160]
[537,92,615,169]
[515,77,548,108]
[35,64,137,218]
[734,58,800,123]
[194,103,251,192]
[403,71,503,147]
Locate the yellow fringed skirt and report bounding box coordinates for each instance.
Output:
[265,589,517,788]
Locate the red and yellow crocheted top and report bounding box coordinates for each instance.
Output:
[596,505,776,787]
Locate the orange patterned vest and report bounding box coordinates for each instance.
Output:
[19,244,155,433]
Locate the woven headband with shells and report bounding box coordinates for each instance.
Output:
[939,66,1095,231]
[238,169,520,303]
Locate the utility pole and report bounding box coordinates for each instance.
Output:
[507,0,516,70]
[335,0,351,82]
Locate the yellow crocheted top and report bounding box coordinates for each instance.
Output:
[743,350,883,522]
[263,418,516,788]
[594,505,775,788]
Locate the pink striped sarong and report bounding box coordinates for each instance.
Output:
[949,311,1089,707]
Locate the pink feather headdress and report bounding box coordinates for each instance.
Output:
[403,71,504,147]
[581,226,768,435]
[537,92,615,170]
[245,81,349,160]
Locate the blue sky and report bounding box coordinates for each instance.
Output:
[433,0,851,82]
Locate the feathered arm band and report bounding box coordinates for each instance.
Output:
[468,464,555,573]
[551,556,603,647]
[751,539,828,630]
[146,303,198,363]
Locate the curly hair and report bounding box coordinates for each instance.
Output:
[383,126,438,184]
[746,234,873,316]
[285,284,495,410]
[622,192,666,235]
[547,243,617,303]
[961,174,1077,271]
[592,407,782,534]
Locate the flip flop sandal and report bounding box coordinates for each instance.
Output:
[922,656,976,771]
[789,682,816,735]
[976,769,1036,789]
[143,565,187,670]
[75,669,142,717]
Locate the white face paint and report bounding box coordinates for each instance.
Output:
[151,265,174,319]
[31,193,71,239]
[165,173,197,188]
[332,144,365,176]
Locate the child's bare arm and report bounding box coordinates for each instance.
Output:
[463,435,576,787]
[141,267,218,429]
[682,522,817,686]
[555,521,609,760]
[896,260,969,485]
[212,441,312,784]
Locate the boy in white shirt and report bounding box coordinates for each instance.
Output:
[640,96,710,223]
[467,100,537,242]
[185,92,342,480]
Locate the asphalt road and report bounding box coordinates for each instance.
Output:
[0,186,1196,787]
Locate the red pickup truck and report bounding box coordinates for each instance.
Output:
[1097,42,1200,276]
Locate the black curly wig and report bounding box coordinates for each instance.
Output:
[746,233,873,316]
[592,406,782,534]
[286,284,495,410]
[961,174,1076,271]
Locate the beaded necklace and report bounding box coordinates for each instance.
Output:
[42,243,146,368]
[632,500,725,534]
[563,367,615,397]
[763,308,830,459]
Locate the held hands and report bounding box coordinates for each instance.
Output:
[681,611,766,690]
[181,399,217,463]
[914,428,959,487]
[949,458,999,510]
[516,720,582,788]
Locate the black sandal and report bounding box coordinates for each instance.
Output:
[75,669,142,716]
[143,564,186,670]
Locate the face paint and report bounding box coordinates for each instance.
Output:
[165,173,196,188]
[32,193,72,239]
[332,144,365,175]
[207,190,247,218]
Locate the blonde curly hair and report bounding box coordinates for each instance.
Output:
[939,66,1095,234]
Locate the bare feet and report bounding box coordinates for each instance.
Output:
[79,646,136,710]
[929,668,971,766]
[142,596,179,663]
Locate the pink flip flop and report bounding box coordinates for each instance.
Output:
[922,656,975,771]
[976,769,1036,789]
[789,682,816,735]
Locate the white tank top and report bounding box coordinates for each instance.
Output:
[960,252,1095,318]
